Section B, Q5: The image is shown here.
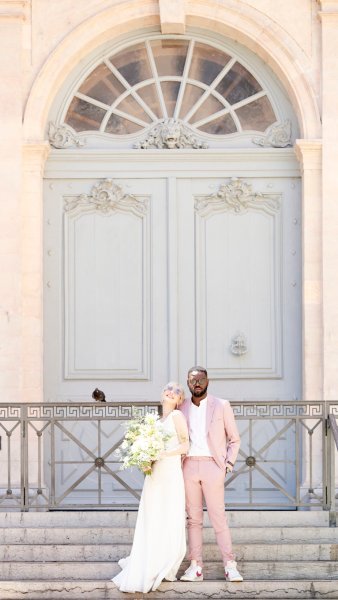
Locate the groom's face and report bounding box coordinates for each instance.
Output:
[187,370,209,398]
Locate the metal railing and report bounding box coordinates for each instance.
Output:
[0,401,337,516]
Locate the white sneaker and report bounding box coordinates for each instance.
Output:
[225,560,243,582]
[180,564,203,581]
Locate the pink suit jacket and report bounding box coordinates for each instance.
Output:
[180,394,241,471]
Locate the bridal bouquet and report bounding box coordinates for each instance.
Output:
[117,411,171,476]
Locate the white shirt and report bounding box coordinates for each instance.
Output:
[187,397,212,457]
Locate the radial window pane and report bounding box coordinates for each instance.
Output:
[197,114,237,134]
[65,98,106,132]
[189,42,231,85]
[235,96,276,131]
[110,43,152,85]
[78,63,126,105]
[105,114,143,135]
[180,84,205,119]
[160,81,181,118]
[150,39,189,76]
[116,95,152,123]
[136,84,161,118]
[63,37,287,140]
[216,62,262,105]
[190,95,225,124]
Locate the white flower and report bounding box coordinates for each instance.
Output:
[117,409,172,475]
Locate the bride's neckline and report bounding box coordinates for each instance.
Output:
[159,410,174,423]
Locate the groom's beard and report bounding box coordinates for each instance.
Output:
[190,384,208,398]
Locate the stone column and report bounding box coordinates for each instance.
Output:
[295,140,323,505]
[318,0,338,510]
[0,1,28,401]
[294,140,323,403]
[0,0,29,496]
[22,142,50,404]
[319,1,338,401]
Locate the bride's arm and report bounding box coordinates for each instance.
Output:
[160,411,189,457]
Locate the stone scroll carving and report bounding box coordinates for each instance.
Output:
[252,120,292,148]
[195,178,280,216]
[134,118,208,149]
[64,179,148,217]
[48,122,85,149]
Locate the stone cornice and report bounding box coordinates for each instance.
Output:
[23,141,50,175]
[317,0,338,9]
[0,0,29,20]
[294,139,322,170]
[317,0,338,20]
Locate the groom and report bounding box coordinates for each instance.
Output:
[179,366,243,582]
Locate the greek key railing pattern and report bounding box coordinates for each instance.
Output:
[0,401,336,514]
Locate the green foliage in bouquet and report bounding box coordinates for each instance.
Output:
[116,409,171,476]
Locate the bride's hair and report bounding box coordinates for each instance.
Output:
[161,382,185,406]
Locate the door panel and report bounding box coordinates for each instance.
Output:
[175,176,301,506]
[64,194,149,378]
[44,178,168,402]
[44,172,301,506]
[176,176,301,400]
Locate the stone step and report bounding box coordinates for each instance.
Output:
[0,525,336,545]
[0,579,338,599]
[0,561,337,580]
[0,542,337,562]
[0,510,330,528]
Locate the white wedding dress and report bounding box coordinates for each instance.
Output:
[112,411,186,593]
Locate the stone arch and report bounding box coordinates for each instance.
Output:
[23,0,320,141]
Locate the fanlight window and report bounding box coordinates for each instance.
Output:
[64,38,277,138]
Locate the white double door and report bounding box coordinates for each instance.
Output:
[45,173,301,402]
[44,169,301,504]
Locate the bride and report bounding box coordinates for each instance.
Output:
[112,382,189,593]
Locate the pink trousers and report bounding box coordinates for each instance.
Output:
[183,457,234,567]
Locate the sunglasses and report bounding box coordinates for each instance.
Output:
[165,385,182,395]
[188,377,207,387]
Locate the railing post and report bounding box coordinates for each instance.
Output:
[328,414,337,526]
[329,438,336,526]
[21,405,29,511]
[50,417,55,509]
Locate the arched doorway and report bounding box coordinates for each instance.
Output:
[43,32,302,505]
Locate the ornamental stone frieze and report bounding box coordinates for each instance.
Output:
[252,120,292,148]
[64,179,148,217]
[48,122,85,149]
[195,178,281,216]
[0,1,28,20]
[134,119,209,149]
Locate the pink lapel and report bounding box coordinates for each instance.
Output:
[206,394,215,434]
[180,398,191,430]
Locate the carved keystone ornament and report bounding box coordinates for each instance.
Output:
[134,118,208,149]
